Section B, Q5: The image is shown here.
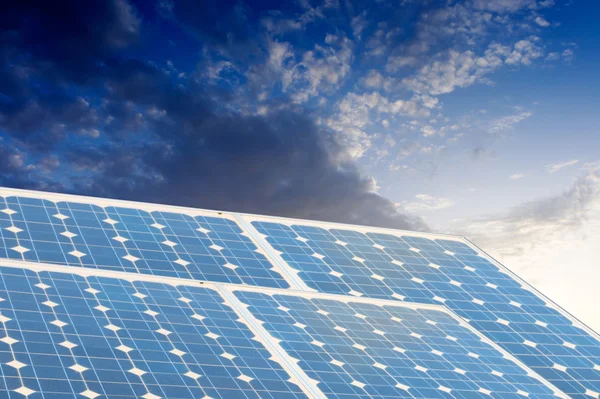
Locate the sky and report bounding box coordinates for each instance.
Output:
[1,0,599,331]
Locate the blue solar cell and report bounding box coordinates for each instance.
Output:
[0,195,289,288]
[0,266,307,399]
[252,220,600,399]
[235,290,560,399]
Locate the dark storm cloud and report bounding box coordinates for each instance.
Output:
[68,63,426,229]
[0,0,139,146]
[0,0,427,231]
[0,94,99,145]
[159,0,311,50]
[1,0,140,84]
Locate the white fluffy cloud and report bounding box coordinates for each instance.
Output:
[421,125,437,137]
[535,16,550,27]
[505,38,544,65]
[402,38,544,96]
[325,92,433,159]
[251,36,354,104]
[290,36,354,103]
[363,70,384,88]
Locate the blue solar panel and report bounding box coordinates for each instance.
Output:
[252,220,600,399]
[235,290,562,399]
[2,188,600,399]
[0,195,289,288]
[0,266,307,399]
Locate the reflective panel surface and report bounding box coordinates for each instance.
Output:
[253,221,600,399]
[236,290,560,399]
[0,196,289,288]
[0,267,307,399]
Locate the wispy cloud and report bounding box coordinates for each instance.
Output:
[509,173,526,180]
[547,159,579,173]
[488,110,532,133]
[454,166,600,330]
[402,194,455,212]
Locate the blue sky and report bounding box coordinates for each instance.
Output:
[1,0,600,329]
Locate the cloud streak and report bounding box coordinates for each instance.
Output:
[547,159,580,173]
[403,194,455,212]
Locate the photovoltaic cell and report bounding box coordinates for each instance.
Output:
[235,290,560,399]
[0,195,289,288]
[0,266,307,399]
[252,220,600,399]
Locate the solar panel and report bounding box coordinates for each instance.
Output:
[0,265,308,399]
[1,187,599,399]
[0,190,289,289]
[234,288,565,399]
[248,217,600,399]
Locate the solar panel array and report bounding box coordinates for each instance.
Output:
[234,290,560,399]
[0,195,288,288]
[0,187,599,399]
[0,267,307,399]
[250,220,600,399]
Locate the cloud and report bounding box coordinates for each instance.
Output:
[260,0,338,35]
[269,35,354,104]
[471,0,539,13]
[504,38,544,65]
[547,159,579,173]
[325,91,432,159]
[535,16,550,27]
[509,173,526,180]
[402,194,455,212]
[421,125,437,137]
[1,0,141,84]
[0,95,100,146]
[401,38,544,97]
[0,0,564,237]
[488,109,532,133]
[455,167,600,330]
[363,70,384,88]
[0,6,426,234]
[386,55,418,72]
[351,11,368,39]
[562,48,575,63]
[0,139,64,191]
[63,106,427,231]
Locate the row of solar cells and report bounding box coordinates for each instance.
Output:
[0,196,287,288]
[1,193,599,399]
[0,266,559,399]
